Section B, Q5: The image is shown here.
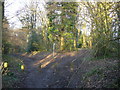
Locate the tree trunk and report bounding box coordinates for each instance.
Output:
[0,1,4,53]
[60,36,64,51]
[116,2,120,58]
[89,37,92,49]
[82,34,87,48]
[74,38,77,49]
[0,1,3,90]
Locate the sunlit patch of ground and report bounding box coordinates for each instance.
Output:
[33,53,60,68]
[28,51,41,57]
[21,52,28,56]
[9,49,119,88]
[21,51,41,57]
[32,51,80,69]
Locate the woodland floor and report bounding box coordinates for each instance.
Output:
[11,49,119,88]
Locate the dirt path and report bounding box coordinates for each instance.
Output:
[13,49,91,88]
[12,49,119,88]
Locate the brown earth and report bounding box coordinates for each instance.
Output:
[13,49,119,88]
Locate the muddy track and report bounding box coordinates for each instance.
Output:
[13,49,91,88]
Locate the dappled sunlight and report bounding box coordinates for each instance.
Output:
[28,54,32,57]
[32,51,40,55]
[21,52,27,56]
[67,53,76,57]
[41,58,55,68]
[28,51,40,57]
[60,51,78,59]
[2,0,119,88]
[70,67,74,71]
[41,53,62,68]
[34,54,53,65]
[33,53,60,68]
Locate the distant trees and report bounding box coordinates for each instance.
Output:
[2,0,119,58]
[2,17,28,54]
[2,18,11,54]
[17,0,48,52]
[79,2,120,57]
[2,0,28,54]
[1,1,12,54]
[46,2,79,51]
[115,2,120,58]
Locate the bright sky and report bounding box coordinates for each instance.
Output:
[5,0,24,29]
[5,0,91,36]
[5,0,45,29]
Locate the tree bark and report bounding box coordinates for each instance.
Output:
[116,2,120,58]
[60,36,64,51]
[0,1,4,89]
[89,37,92,49]
[74,38,77,49]
[82,34,87,48]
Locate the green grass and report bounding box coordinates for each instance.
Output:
[2,54,24,88]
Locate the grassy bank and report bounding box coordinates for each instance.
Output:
[2,54,25,88]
